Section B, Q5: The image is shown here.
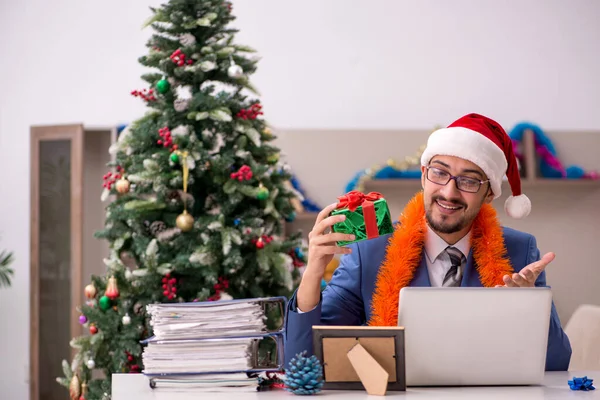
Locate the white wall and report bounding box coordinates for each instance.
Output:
[1,1,599,398]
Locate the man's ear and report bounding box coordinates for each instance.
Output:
[421,165,427,190]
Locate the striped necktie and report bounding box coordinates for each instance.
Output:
[443,246,465,287]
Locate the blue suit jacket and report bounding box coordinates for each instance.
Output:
[284,226,572,371]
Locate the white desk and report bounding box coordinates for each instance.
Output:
[112,371,598,399]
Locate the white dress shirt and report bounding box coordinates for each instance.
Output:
[424,225,471,287]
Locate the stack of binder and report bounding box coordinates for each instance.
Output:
[141,297,286,392]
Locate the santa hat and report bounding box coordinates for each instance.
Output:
[420,113,531,219]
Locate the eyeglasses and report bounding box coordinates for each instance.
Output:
[425,166,490,193]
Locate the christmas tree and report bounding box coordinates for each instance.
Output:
[58,1,306,399]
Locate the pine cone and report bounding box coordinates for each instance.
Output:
[150,221,167,236]
[284,351,324,395]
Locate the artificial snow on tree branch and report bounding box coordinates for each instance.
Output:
[157,228,180,242]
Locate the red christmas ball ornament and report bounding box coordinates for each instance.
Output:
[256,237,265,249]
[89,325,98,335]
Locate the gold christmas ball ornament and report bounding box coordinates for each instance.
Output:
[176,210,194,232]
[84,283,97,299]
[115,178,130,194]
[263,127,272,136]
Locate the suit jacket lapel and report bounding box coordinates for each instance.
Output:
[461,249,483,287]
[409,252,432,287]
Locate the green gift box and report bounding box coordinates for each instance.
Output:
[330,191,394,246]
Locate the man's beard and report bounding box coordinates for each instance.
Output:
[426,209,469,234]
[425,195,473,234]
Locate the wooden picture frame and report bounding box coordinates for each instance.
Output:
[312,325,406,392]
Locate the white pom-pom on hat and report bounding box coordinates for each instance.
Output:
[504,194,531,219]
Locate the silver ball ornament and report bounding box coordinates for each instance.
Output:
[227,64,244,78]
[122,314,131,325]
[87,359,96,369]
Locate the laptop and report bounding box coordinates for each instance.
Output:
[397,287,552,386]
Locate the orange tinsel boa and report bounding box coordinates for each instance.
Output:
[368,192,514,326]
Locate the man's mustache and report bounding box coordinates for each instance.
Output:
[432,196,466,209]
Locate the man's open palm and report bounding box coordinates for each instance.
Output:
[497,252,555,288]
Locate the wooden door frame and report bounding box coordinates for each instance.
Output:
[30,125,84,400]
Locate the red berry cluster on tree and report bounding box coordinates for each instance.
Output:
[130,88,157,102]
[236,103,263,120]
[103,166,124,189]
[162,273,177,300]
[125,351,140,373]
[157,127,179,152]
[208,277,230,301]
[230,165,253,181]
[252,235,273,249]
[170,49,194,67]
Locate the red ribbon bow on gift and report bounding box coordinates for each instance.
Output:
[337,191,383,212]
[336,191,384,240]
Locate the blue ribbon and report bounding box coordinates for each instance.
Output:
[568,376,595,391]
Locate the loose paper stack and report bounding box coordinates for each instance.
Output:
[141,297,286,392]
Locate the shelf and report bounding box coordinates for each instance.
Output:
[520,179,600,189]
[363,178,600,191]
[292,211,319,221]
[364,179,422,190]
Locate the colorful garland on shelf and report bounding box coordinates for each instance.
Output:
[344,121,600,192]
[344,145,426,193]
[289,174,322,212]
[509,122,599,180]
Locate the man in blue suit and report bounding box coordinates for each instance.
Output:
[284,113,572,371]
